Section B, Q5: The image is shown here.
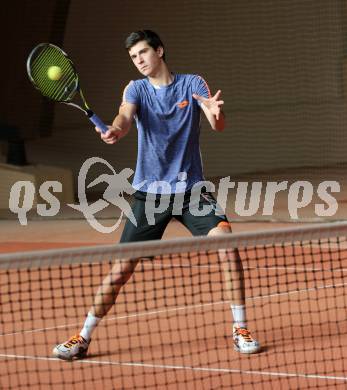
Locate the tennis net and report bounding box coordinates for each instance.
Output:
[1,222,347,389]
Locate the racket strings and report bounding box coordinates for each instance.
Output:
[28,44,77,101]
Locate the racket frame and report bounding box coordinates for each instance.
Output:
[27,43,108,133]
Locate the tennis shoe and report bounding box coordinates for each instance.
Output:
[53,334,90,361]
[233,325,261,354]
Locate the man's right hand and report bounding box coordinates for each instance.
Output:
[95,126,122,144]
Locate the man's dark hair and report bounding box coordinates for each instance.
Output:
[125,30,166,61]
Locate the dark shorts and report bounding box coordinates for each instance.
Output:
[120,190,230,243]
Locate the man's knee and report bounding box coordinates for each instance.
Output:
[110,259,139,286]
[207,221,232,236]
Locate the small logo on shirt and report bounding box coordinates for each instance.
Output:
[177,100,189,109]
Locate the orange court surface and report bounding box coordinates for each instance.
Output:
[1,216,347,389]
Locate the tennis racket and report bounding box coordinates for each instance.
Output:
[26,43,108,133]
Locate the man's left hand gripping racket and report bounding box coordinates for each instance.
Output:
[26,43,108,133]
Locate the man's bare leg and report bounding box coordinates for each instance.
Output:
[53,258,139,360]
[208,225,260,353]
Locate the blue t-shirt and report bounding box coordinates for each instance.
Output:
[124,73,210,194]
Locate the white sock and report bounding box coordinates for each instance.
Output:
[79,312,102,342]
[231,304,246,328]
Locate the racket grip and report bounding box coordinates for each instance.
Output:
[86,110,108,134]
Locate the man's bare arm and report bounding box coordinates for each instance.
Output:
[96,81,137,144]
[193,90,225,132]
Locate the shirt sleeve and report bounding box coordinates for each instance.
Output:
[123,80,139,105]
[191,75,211,106]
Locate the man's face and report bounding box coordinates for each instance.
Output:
[128,40,163,76]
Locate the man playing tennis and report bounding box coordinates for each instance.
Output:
[53,30,260,359]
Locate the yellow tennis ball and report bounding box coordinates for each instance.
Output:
[47,66,62,81]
